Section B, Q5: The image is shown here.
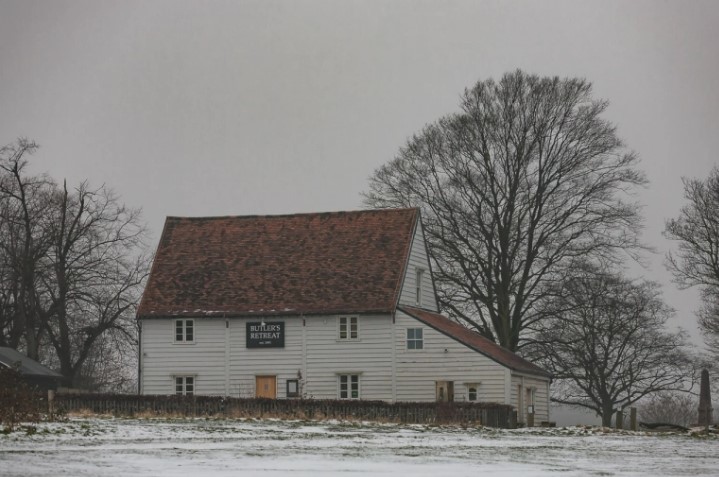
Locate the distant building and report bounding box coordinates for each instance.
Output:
[138,208,551,425]
[0,347,63,391]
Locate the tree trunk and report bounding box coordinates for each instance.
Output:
[601,404,614,427]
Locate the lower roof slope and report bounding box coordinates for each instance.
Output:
[399,306,551,379]
[0,347,63,378]
[138,208,419,318]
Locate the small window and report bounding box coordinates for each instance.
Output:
[526,387,536,412]
[175,376,194,396]
[468,387,478,401]
[286,379,299,398]
[415,269,424,306]
[175,319,194,342]
[407,328,423,349]
[338,374,360,399]
[338,316,359,340]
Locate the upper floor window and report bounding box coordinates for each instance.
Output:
[338,316,359,340]
[406,328,423,350]
[175,376,194,395]
[415,268,424,306]
[175,319,194,343]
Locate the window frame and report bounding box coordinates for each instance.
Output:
[337,316,359,341]
[286,379,300,398]
[174,375,195,396]
[415,268,425,306]
[406,327,424,350]
[526,386,536,414]
[337,373,360,400]
[174,318,195,344]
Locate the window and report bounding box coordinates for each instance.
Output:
[175,319,194,342]
[175,376,194,395]
[286,379,299,398]
[406,328,423,350]
[338,316,358,340]
[526,387,536,414]
[338,374,360,399]
[468,386,478,401]
[415,269,424,306]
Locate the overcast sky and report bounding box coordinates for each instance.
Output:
[1,0,717,348]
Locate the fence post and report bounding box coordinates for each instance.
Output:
[615,409,623,430]
[630,407,637,431]
[47,389,55,420]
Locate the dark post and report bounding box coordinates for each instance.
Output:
[630,407,637,431]
[615,409,623,429]
[698,368,713,428]
[47,389,55,420]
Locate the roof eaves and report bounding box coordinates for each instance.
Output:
[138,306,396,319]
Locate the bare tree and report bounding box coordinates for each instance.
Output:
[665,168,719,355]
[41,181,149,387]
[0,138,149,390]
[531,265,695,426]
[365,70,646,351]
[0,139,54,359]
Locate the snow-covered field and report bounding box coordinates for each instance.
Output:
[1,418,716,476]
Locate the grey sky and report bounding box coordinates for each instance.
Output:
[1,0,717,348]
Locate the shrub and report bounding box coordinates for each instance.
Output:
[638,392,697,428]
[0,366,43,431]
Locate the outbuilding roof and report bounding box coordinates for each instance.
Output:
[138,208,419,318]
[399,306,551,379]
[0,347,63,378]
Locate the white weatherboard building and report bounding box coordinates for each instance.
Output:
[138,208,551,425]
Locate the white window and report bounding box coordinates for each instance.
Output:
[175,376,194,395]
[415,268,424,306]
[526,387,536,414]
[468,387,478,401]
[406,328,423,349]
[338,374,360,399]
[175,319,194,343]
[338,316,359,340]
[466,383,481,402]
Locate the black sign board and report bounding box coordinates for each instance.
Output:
[246,322,285,348]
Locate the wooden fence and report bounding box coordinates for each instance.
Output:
[54,393,517,428]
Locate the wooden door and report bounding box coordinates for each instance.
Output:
[435,381,454,402]
[255,375,277,399]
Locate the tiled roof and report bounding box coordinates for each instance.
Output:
[398,306,551,379]
[138,209,419,318]
[0,347,63,378]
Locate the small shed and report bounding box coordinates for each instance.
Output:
[0,347,64,391]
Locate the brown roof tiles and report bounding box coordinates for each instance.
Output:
[138,209,419,318]
[399,306,551,378]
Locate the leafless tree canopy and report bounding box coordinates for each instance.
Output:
[365,70,646,351]
[665,167,719,355]
[530,266,694,426]
[638,392,698,428]
[0,139,149,391]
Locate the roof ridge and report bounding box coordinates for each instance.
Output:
[164,207,419,221]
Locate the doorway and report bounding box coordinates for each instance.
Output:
[255,375,277,398]
[435,381,454,402]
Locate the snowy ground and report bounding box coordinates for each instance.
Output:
[1,417,716,476]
